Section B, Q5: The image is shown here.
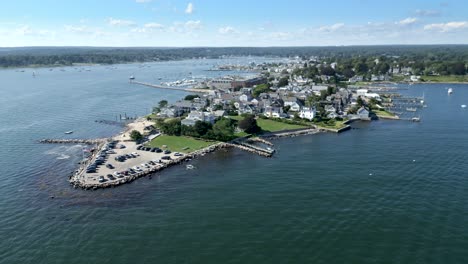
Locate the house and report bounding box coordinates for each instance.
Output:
[158,107,180,118]
[283,96,303,112]
[264,106,285,118]
[173,100,194,112]
[299,107,316,121]
[239,94,252,102]
[348,75,364,83]
[181,111,215,126]
[357,107,370,120]
[213,110,226,118]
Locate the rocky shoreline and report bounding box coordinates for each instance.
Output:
[69,142,232,190]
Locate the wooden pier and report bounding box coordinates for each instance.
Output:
[131,81,210,93]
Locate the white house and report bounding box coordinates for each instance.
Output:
[410,75,421,82]
[356,89,368,96]
[299,107,316,121]
[357,107,370,120]
[181,111,215,126]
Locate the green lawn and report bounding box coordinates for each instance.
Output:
[256,118,308,132]
[313,120,347,130]
[421,75,468,83]
[372,109,396,117]
[146,135,216,153]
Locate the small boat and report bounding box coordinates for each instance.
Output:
[186,164,195,170]
[448,88,453,94]
[462,105,467,108]
[32,71,36,77]
[64,131,73,134]
[129,75,135,80]
[406,107,417,112]
[411,117,421,122]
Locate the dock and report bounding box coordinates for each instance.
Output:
[131,81,210,93]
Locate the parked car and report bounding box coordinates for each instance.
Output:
[174,152,182,156]
[98,176,106,183]
[164,150,171,154]
[161,156,171,160]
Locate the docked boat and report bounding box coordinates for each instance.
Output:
[64,131,73,134]
[406,107,417,112]
[448,88,453,94]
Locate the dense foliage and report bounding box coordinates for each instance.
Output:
[156,118,236,141]
[2,46,467,74]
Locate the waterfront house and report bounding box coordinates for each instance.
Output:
[357,107,370,120]
[283,96,303,112]
[299,107,316,121]
[181,111,215,126]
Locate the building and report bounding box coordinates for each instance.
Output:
[299,107,316,121]
[181,111,215,126]
[357,107,370,120]
[231,77,267,89]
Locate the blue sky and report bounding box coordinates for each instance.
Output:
[1,0,468,46]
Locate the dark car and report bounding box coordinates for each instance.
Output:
[136,145,142,150]
[164,150,171,154]
[106,164,114,169]
[150,148,156,152]
[98,176,106,183]
[161,156,171,160]
[155,148,162,153]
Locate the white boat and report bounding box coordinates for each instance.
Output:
[406,107,417,112]
[129,75,135,80]
[64,131,73,134]
[462,105,467,108]
[448,88,453,94]
[186,164,195,170]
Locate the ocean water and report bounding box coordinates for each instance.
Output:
[1,60,468,263]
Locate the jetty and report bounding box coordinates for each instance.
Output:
[39,138,107,144]
[131,81,210,93]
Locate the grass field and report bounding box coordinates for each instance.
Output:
[313,120,347,130]
[146,135,216,153]
[421,75,468,83]
[372,109,396,117]
[256,119,308,132]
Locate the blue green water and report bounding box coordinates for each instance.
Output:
[1,60,468,263]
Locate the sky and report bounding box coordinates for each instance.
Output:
[1,0,468,47]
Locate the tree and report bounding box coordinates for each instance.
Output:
[184,94,200,101]
[157,118,181,136]
[321,66,336,76]
[357,96,364,107]
[252,83,271,97]
[158,100,168,109]
[354,62,369,74]
[238,115,261,134]
[207,118,235,141]
[343,68,356,78]
[193,121,212,137]
[129,130,143,142]
[278,76,289,87]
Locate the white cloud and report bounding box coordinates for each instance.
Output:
[107,17,137,27]
[135,0,152,3]
[424,21,468,32]
[396,17,418,25]
[319,23,345,32]
[15,25,33,35]
[64,25,90,34]
[185,3,194,14]
[184,20,201,30]
[269,32,291,41]
[415,9,441,17]
[131,23,164,33]
[218,26,237,34]
[144,23,164,29]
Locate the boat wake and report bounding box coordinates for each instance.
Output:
[44,144,85,159]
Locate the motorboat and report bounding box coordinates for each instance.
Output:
[448,88,453,94]
[64,131,73,134]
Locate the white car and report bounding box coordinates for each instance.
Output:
[133,166,142,172]
[131,152,139,156]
